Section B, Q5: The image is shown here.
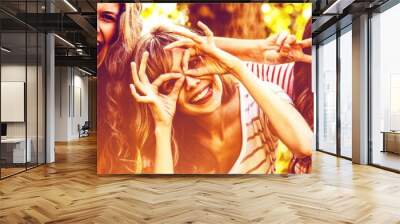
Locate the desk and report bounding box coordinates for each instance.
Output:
[1,138,31,163]
[381,131,400,154]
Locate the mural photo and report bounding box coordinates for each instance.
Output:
[97,3,313,174]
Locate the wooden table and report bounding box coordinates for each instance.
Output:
[1,138,31,164]
[381,131,400,154]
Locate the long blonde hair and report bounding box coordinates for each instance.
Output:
[97,3,142,174]
[133,27,237,173]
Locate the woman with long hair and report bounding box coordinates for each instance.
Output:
[97,3,141,70]
[293,19,313,130]
[96,3,311,174]
[97,3,142,173]
[129,22,312,174]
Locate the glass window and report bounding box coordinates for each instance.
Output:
[318,36,337,154]
[0,0,46,179]
[27,31,38,169]
[1,31,28,177]
[339,27,352,158]
[371,3,400,171]
[38,32,45,165]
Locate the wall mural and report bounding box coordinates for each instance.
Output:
[97,3,313,174]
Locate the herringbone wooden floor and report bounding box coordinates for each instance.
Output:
[1,135,400,224]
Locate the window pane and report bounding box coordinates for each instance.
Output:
[1,30,27,177]
[371,4,400,171]
[0,0,46,179]
[38,32,45,165]
[340,28,352,158]
[318,36,337,154]
[27,31,38,169]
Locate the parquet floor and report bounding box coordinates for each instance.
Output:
[1,135,400,224]
[1,167,26,178]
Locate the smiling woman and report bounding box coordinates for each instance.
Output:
[97,3,141,70]
[130,24,312,174]
[97,3,120,68]
[97,3,313,175]
[96,3,142,174]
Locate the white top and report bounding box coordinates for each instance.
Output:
[229,82,292,174]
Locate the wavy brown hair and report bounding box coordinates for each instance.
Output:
[293,19,313,131]
[97,3,142,174]
[133,27,237,173]
[288,19,313,174]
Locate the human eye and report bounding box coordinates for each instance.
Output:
[188,56,203,69]
[160,79,177,95]
[100,12,116,23]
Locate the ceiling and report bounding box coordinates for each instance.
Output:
[311,0,390,42]
[1,0,396,75]
[0,0,96,74]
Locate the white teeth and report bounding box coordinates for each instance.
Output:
[192,87,209,103]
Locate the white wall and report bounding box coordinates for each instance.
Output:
[1,65,26,140]
[1,63,45,163]
[1,64,38,138]
[54,67,89,141]
[71,73,89,138]
[55,66,69,141]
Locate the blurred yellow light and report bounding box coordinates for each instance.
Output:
[157,3,177,14]
[293,3,303,11]
[264,15,272,24]
[262,4,271,13]
[284,5,294,14]
[275,141,293,174]
[303,7,312,20]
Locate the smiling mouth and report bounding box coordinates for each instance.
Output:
[189,84,213,105]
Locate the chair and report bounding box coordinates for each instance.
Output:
[78,121,90,138]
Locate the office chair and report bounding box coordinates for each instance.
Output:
[79,121,90,138]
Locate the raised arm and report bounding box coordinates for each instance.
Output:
[234,66,312,158]
[164,22,312,158]
[129,52,185,173]
[158,22,311,65]
[214,35,312,65]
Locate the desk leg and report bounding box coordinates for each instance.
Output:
[382,133,386,153]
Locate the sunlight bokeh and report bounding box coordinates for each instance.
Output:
[140,3,312,39]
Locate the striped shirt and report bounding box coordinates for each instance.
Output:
[245,62,294,98]
[229,62,311,174]
[229,82,292,174]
